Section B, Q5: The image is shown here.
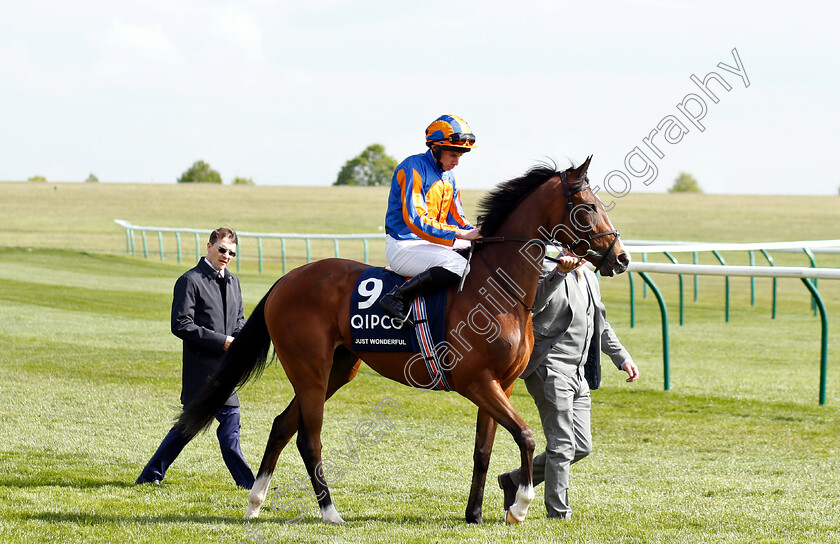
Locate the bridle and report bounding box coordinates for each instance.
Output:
[556,170,621,273]
[468,170,621,312]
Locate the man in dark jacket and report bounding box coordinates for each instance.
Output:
[136,227,255,489]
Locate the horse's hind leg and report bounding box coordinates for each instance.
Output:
[246,347,360,522]
[245,396,299,519]
[297,347,361,524]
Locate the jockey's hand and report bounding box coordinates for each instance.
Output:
[556,256,583,274]
[456,228,482,240]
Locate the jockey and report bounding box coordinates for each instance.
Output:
[380,114,482,323]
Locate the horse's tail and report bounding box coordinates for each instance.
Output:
[177,282,278,436]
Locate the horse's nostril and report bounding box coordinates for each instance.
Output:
[617,253,630,266]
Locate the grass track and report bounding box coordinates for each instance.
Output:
[2,183,840,543]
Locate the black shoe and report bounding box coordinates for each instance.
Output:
[135,476,161,486]
[379,288,413,324]
[498,472,517,512]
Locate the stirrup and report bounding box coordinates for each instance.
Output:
[379,293,414,326]
[394,308,414,327]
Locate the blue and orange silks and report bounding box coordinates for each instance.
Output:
[384,149,474,246]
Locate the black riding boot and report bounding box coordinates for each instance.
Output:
[379,267,460,324]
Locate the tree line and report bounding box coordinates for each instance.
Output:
[22,148,710,192]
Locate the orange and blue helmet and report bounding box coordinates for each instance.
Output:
[425,114,477,152]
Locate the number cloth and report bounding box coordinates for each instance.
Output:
[349,267,447,353]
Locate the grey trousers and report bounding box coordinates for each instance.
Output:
[509,362,592,518]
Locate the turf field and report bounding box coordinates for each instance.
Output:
[2,181,839,543]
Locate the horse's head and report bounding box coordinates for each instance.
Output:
[476,157,630,277]
[546,156,630,277]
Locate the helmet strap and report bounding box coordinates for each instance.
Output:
[429,144,444,171]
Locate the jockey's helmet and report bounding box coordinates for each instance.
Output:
[425,114,477,153]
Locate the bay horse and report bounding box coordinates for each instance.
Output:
[177,155,629,525]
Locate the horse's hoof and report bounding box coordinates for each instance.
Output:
[505,508,522,525]
[244,506,261,520]
[465,513,483,524]
[320,503,345,524]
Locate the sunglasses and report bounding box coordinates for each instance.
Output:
[445,132,475,144]
[216,246,237,257]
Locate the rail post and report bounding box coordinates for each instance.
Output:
[693,251,699,302]
[712,250,729,322]
[804,248,818,315]
[800,278,829,405]
[638,271,670,391]
[760,249,777,319]
[664,251,683,326]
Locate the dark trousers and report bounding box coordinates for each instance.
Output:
[137,406,255,489]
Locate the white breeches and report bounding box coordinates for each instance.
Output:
[385,235,471,277]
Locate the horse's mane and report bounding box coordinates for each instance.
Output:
[477,160,577,236]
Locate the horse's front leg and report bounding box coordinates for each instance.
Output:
[465,407,498,524]
[463,381,535,524]
[506,421,536,524]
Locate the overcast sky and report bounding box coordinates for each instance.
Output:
[2,1,838,195]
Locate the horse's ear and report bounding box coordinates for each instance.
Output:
[573,155,593,179]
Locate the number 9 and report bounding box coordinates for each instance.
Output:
[357,278,383,310]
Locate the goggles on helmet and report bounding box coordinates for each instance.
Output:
[442,132,476,145]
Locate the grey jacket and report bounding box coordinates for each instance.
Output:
[521,264,630,389]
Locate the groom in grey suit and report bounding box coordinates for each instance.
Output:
[498,251,639,519]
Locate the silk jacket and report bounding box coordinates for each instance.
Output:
[384,149,474,246]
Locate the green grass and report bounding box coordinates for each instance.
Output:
[2,183,840,543]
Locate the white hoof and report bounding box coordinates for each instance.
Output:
[505,484,534,524]
[244,474,271,520]
[320,503,345,524]
[244,504,261,520]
